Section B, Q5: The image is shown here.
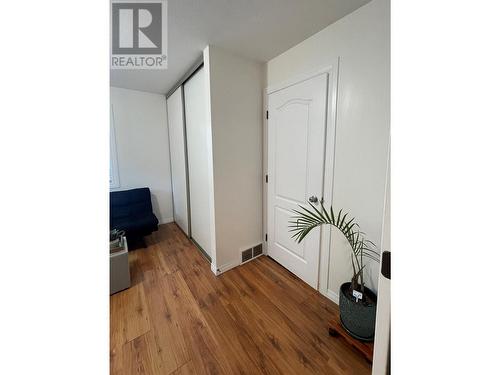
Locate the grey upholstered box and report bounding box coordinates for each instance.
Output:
[110,237,130,295]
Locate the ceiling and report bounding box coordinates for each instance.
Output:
[110,0,371,94]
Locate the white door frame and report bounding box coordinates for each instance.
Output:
[263,59,340,300]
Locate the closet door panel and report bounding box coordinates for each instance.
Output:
[167,87,189,235]
[184,67,212,256]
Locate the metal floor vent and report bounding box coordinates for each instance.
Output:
[253,244,263,257]
[241,244,263,263]
[242,248,253,262]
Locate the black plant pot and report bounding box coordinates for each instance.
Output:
[338,282,377,341]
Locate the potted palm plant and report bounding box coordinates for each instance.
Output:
[289,202,380,341]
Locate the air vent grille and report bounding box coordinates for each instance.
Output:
[253,244,263,257]
[241,243,263,264]
[242,248,253,263]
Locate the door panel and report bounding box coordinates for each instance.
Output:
[267,73,328,288]
[275,207,305,258]
[275,101,309,202]
[184,67,212,257]
[167,87,189,235]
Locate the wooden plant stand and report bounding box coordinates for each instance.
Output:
[328,312,374,363]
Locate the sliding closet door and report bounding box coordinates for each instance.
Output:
[184,67,212,257]
[167,87,189,235]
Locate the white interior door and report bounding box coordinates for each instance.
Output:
[167,87,189,235]
[184,67,212,257]
[267,73,328,288]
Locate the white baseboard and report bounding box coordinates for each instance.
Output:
[214,260,240,275]
[159,217,174,225]
[211,262,219,276]
[324,289,340,305]
[212,253,264,276]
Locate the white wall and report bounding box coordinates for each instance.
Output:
[266,0,390,294]
[110,87,173,224]
[204,46,265,272]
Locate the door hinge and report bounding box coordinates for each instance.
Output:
[266,110,269,119]
[265,233,268,242]
[265,174,268,183]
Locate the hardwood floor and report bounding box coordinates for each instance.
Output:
[110,223,371,375]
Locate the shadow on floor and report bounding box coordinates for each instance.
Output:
[126,236,147,251]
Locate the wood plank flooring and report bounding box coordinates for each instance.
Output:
[110,223,371,375]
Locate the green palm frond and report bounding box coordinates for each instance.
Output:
[289,201,380,289]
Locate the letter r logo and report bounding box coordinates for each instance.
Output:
[112,3,162,54]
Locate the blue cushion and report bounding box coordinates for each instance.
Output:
[110,188,158,237]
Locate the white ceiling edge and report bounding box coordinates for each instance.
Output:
[110,0,372,94]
